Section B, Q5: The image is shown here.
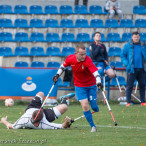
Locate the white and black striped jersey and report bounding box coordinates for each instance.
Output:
[12,108,63,130]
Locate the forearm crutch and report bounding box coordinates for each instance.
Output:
[133,81,138,101]
[101,88,117,126]
[122,85,141,103]
[33,82,56,123]
[114,70,126,102]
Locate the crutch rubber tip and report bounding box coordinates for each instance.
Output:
[114,122,118,126]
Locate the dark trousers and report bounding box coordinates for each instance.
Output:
[126,68,145,103]
[74,0,88,6]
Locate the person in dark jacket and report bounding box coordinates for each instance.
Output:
[121,31,146,107]
[74,0,88,6]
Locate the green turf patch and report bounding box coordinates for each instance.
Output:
[0,104,146,146]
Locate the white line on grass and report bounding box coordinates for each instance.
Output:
[74,124,146,130]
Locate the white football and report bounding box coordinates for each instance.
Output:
[5,98,14,107]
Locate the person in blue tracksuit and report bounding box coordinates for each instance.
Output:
[121,31,146,106]
[89,32,115,82]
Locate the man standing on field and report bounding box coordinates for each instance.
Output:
[53,44,102,132]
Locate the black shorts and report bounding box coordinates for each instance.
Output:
[43,108,58,122]
[26,96,57,122]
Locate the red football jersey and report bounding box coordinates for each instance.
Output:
[63,54,98,87]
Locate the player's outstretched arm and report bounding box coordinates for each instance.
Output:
[62,116,71,128]
[1,116,13,129]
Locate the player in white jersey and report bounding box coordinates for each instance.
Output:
[1,92,72,129]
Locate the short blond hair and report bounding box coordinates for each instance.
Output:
[75,44,86,53]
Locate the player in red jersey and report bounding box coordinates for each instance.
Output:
[53,44,102,132]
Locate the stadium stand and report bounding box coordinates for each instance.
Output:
[15,61,29,67]
[15,46,30,56]
[30,19,44,28]
[75,19,89,28]
[76,33,91,42]
[30,61,45,68]
[108,47,121,57]
[74,5,88,14]
[133,5,146,14]
[90,19,104,28]
[14,5,28,14]
[109,61,124,69]
[46,33,60,42]
[44,5,58,14]
[59,5,73,14]
[15,32,29,42]
[14,19,29,28]
[46,47,61,56]
[0,47,13,56]
[139,33,146,41]
[111,76,127,86]
[122,33,132,42]
[45,19,59,28]
[105,19,119,28]
[120,19,134,28]
[0,5,13,13]
[47,61,60,68]
[62,47,75,56]
[61,33,76,42]
[135,19,146,27]
[60,19,74,28]
[29,5,44,14]
[30,32,45,42]
[89,5,103,14]
[30,47,45,56]
[0,18,13,28]
[107,33,121,42]
[0,32,13,41]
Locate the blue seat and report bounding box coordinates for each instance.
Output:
[109,61,123,68]
[44,5,58,14]
[89,5,103,14]
[133,5,146,14]
[31,61,45,68]
[74,5,88,14]
[60,5,73,14]
[105,19,119,28]
[46,33,60,42]
[0,5,13,14]
[14,5,28,14]
[14,19,29,28]
[46,47,61,56]
[45,19,59,27]
[135,19,146,28]
[111,76,126,86]
[139,33,146,42]
[77,33,91,42]
[60,19,74,28]
[15,46,29,56]
[86,47,90,56]
[120,19,134,28]
[30,32,45,42]
[15,32,29,42]
[0,32,13,41]
[29,5,44,14]
[30,47,45,56]
[15,61,29,67]
[107,33,121,42]
[58,78,70,87]
[90,19,104,28]
[92,33,106,42]
[61,33,75,42]
[108,47,121,57]
[75,19,89,27]
[0,18,13,28]
[62,47,75,56]
[122,33,132,42]
[47,61,60,68]
[0,47,13,56]
[30,19,44,28]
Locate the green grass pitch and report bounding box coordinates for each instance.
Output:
[0,103,146,146]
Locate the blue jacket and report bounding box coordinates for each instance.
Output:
[121,39,146,73]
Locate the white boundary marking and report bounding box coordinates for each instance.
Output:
[74,124,146,130]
